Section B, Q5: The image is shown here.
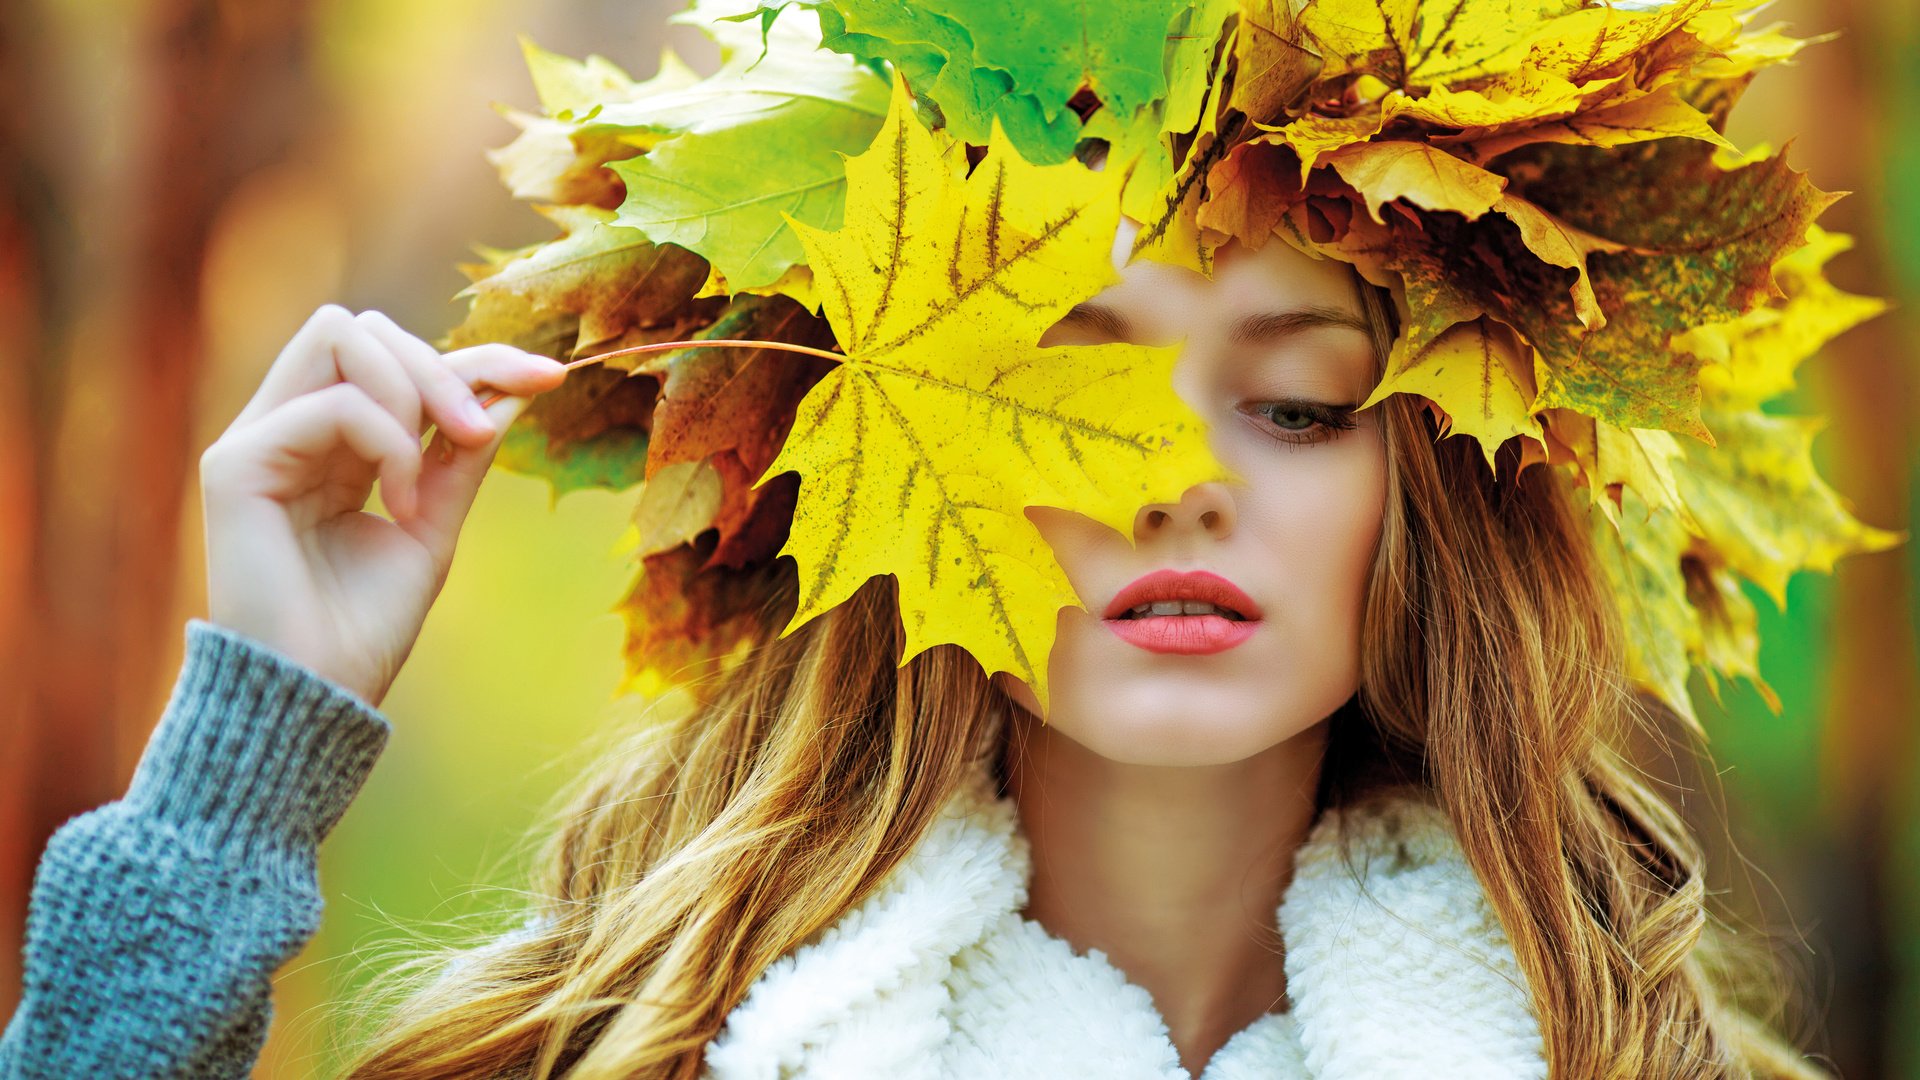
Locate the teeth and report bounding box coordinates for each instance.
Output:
[1123,600,1244,620]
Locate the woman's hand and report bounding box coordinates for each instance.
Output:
[198,305,568,708]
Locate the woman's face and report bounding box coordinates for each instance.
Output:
[993,218,1389,766]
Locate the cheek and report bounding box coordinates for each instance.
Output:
[1237,439,1387,653]
[1001,432,1388,767]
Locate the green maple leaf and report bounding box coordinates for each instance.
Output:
[761,78,1229,712]
[759,0,1231,165]
[603,0,889,291]
[493,365,661,502]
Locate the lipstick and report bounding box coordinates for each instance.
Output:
[1101,569,1262,655]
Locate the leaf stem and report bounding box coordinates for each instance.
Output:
[473,337,844,409]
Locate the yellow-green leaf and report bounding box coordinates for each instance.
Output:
[1130,22,1237,274]
[1360,318,1542,474]
[1584,482,1702,731]
[1298,0,1581,91]
[630,459,725,558]
[1544,407,1697,530]
[1690,554,1776,714]
[765,79,1229,711]
[1686,15,1823,82]
[1254,112,1385,181]
[1676,405,1907,607]
[1677,227,1890,409]
[607,1,889,291]
[458,204,711,354]
[1453,84,1733,164]
[487,40,702,207]
[1500,140,1838,440]
[515,35,697,119]
[1326,140,1508,224]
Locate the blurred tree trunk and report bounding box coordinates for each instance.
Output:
[1,0,315,1017]
[0,0,48,1018]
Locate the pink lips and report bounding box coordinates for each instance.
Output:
[1101,569,1262,655]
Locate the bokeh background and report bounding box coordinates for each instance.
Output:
[1,0,1915,1076]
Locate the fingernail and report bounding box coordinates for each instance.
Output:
[461,399,494,433]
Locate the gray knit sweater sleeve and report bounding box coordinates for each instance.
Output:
[0,618,392,1079]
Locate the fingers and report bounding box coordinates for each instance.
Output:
[437,342,570,421]
[234,305,422,434]
[212,302,569,548]
[401,392,537,558]
[345,313,568,558]
[354,311,565,446]
[357,317,566,559]
[207,382,426,521]
[354,309,498,446]
[232,305,566,452]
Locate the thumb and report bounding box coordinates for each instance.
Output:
[402,392,534,559]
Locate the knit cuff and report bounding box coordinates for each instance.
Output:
[124,618,393,860]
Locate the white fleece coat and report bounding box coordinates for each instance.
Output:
[699,754,1550,1080]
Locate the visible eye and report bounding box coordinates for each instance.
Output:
[1242,399,1360,447]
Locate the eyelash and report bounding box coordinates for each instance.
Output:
[1243,399,1360,447]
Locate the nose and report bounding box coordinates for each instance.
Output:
[1133,482,1236,543]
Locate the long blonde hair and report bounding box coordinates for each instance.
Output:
[341,274,1828,1079]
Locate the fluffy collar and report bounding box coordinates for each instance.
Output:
[702,755,1548,1079]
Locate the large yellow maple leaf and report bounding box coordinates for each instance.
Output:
[761,79,1229,712]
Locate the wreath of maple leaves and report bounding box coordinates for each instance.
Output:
[445,0,1902,724]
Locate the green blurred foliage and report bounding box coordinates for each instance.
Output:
[1874,8,1920,1070]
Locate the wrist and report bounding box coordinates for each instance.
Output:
[124,619,393,862]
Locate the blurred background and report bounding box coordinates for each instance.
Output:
[0,0,1914,1075]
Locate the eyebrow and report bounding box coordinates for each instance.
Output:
[1057,301,1373,345]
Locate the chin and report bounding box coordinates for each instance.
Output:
[1003,670,1336,768]
[1058,710,1305,767]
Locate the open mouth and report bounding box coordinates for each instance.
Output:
[1113,601,1250,621]
[1101,569,1264,622]
[1100,570,1262,654]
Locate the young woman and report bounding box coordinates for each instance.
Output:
[0,210,1825,1079]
